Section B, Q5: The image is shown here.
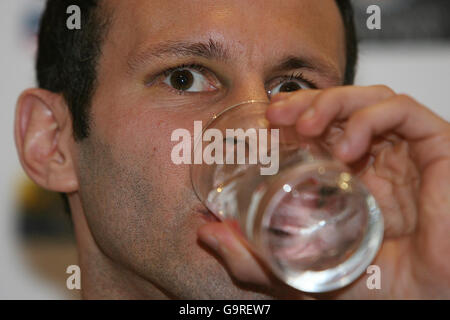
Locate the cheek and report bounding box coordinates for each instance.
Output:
[85,104,195,214]
[83,94,208,263]
[98,115,193,216]
[77,134,194,274]
[92,93,190,168]
[108,113,192,193]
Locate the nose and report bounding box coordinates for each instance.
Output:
[225,73,270,106]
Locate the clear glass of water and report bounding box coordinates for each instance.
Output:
[191,100,384,293]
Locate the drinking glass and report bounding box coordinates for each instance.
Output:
[191,100,384,293]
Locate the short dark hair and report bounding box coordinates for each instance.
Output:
[37,0,357,142]
[37,0,109,141]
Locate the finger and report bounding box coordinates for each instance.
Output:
[295,85,396,136]
[197,221,272,286]
[270,92,293,103]
[334,94,450,169]
[266,90,320,125]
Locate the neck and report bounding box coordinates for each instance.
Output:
[69,193,170,299]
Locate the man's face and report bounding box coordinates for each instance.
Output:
[75,0,346,298]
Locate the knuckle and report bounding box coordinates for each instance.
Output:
[372,84,396,97]
[395,93,415,105]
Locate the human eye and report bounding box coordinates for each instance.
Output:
[161,63,219,93]
[267,72,316,97]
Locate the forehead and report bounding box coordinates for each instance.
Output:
[102,0,345,79]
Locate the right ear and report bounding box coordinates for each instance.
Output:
[14,88,79,193]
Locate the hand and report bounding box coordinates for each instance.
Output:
[198,85,450,299]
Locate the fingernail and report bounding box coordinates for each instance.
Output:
[300,107,315,121]
[201,235,219,251]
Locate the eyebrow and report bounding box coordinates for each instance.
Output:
[127,38,230,72]
[127,38,342,83]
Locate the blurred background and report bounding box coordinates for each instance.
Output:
[0,0,449,299]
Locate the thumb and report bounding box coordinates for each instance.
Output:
[197,220,272,286]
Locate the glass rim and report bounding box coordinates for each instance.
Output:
[190,99,269,207]
[203,99,269,131]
